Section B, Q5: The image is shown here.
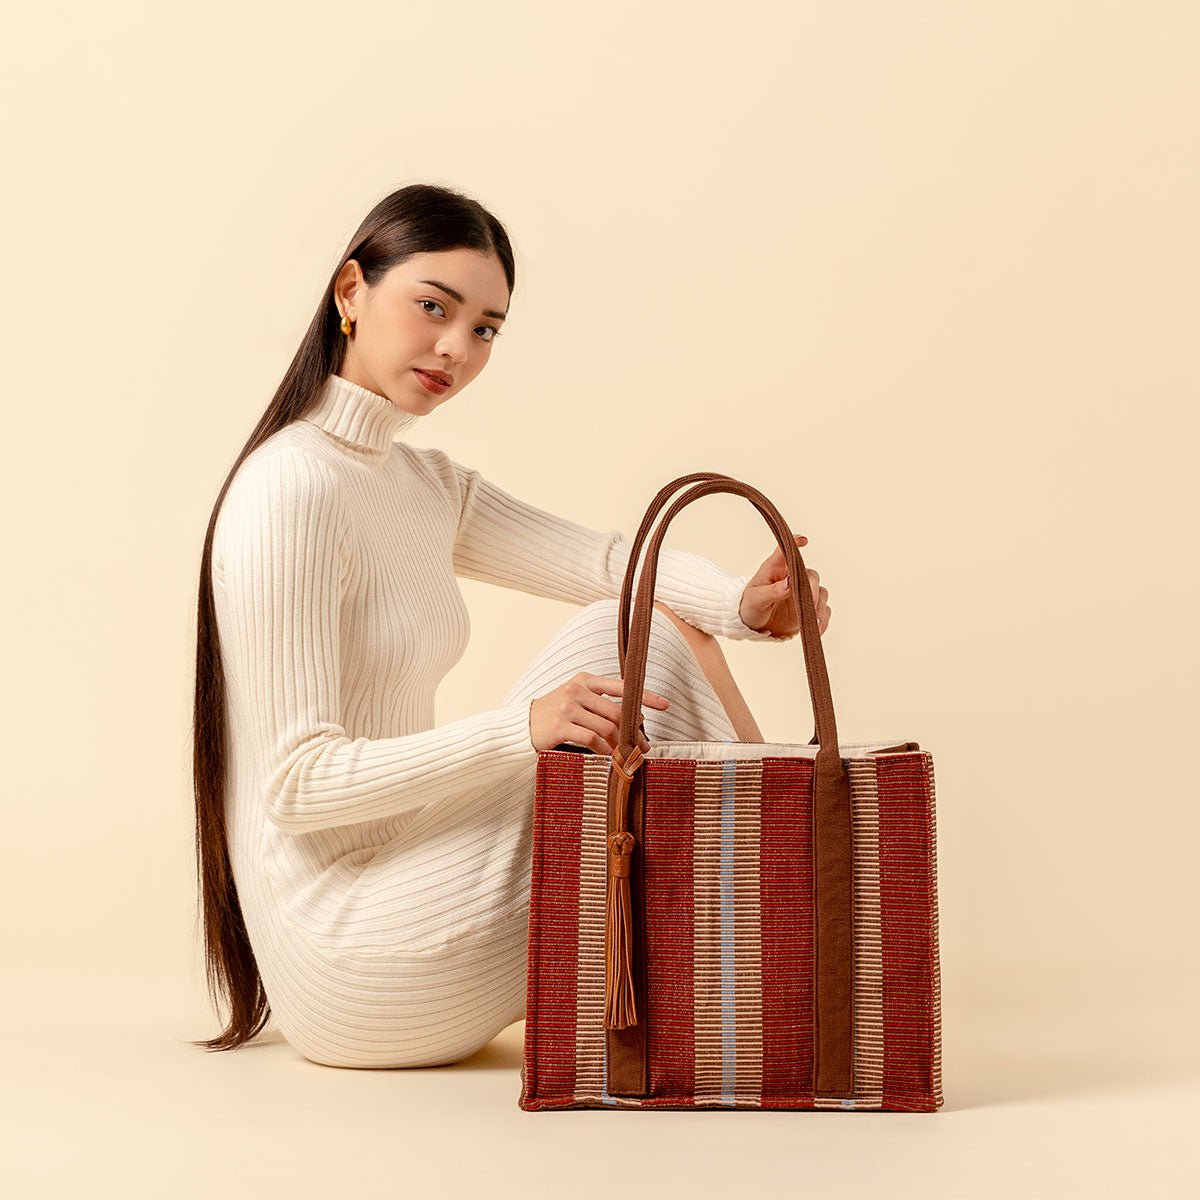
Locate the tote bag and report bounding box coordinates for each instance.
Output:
[518,473,943,1112]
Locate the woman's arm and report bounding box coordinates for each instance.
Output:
[428,451,776,642]
[212,450,538,836]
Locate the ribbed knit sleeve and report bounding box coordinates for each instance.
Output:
[212,450,539,835]
[427,452,779,642]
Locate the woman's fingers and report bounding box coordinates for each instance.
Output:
[772,533,808,559]
[532,674,662,755]
[583,673,669,707]
[569,713,650,754]
[576,674,660,751]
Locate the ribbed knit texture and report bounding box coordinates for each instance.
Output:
[210,372,772,1067]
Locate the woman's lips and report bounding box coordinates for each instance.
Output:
[414,368,449,394]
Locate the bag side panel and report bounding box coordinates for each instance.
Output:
[518,754,584,1110]
[877,752,942,1112]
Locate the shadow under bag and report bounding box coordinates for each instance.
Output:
[518,472,943,1112]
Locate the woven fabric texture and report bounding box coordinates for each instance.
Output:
[520,748,943,1111]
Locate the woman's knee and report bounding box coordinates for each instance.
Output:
[503,596,696,708]
[572,597,696,646]
[653,601,715,658]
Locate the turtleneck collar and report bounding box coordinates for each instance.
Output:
[301,372,424,454]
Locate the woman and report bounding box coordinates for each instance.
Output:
[191,183,831,1068]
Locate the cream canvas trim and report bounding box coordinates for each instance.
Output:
[642,739,914,761]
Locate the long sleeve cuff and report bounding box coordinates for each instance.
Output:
[714,572,797,641]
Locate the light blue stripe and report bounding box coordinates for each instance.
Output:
[720,758,737,1104]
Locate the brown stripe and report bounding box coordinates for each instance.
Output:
[605,754,649,1095]
[813,751,855,1096]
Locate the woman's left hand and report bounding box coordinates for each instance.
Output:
[738,533,831,639]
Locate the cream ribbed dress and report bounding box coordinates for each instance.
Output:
[210,372,777,1068]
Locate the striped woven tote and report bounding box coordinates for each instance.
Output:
[518,473,943,1112]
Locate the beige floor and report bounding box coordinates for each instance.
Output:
[4,960,1195,1199]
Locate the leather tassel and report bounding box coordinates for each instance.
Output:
[605,742,645,1030]
[604,830,637,1029]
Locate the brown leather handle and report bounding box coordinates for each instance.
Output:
[615,471,819,746]
[616,472,737,663]
[606,473,856,1098]
[615,476,837,755]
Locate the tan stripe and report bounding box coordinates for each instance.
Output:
[573,756,611,1100]
[850,758,884,1107]
[692,761,725,1102]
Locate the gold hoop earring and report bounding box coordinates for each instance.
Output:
[340,312,353,336]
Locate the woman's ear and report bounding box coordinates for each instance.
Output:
[334,258,365,320]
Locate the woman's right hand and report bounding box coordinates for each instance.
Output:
[527,671,669,754]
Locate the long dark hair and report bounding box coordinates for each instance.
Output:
[190,183,518,1050]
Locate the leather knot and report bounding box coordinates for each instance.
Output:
[607,831,635,877]
[610,743,645,783]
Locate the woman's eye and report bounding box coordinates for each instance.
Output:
[419,298,501,342]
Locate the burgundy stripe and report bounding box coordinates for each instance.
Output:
[877,754,938,1112]
[521,755,584,1106]
[759,758,814,1102]
[642,759,697,1103]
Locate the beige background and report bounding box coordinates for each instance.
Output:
[2,1,1197,1196]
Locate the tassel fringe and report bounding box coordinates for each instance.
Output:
[604,830,637,1029]
[604,742,644,1031]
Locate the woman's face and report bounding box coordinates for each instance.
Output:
[334,247,509,413]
